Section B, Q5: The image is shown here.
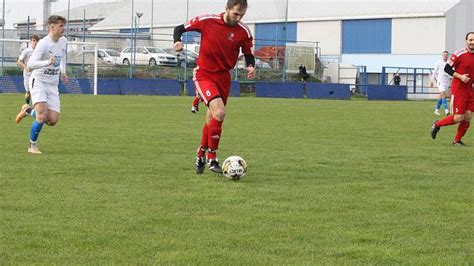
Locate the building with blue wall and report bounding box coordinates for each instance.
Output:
[87,0,473,75]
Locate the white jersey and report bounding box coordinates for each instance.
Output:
[431,59,451,85]
[28,35,67,86]
[18,47,34,78]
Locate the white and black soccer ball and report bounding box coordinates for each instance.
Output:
[222,156,248,180]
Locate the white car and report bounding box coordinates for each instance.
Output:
[97,49,121,65]
[236,56,271,69]
[120,46,178,66]
[76,49,121,65]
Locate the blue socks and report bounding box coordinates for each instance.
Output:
[442,98,448,110]
[436,99,442,110]
[30,120,44,143]
[435,98,448,111]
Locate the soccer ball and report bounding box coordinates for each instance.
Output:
[222,156,248,180]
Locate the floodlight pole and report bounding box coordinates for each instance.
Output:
[135,12,143,71]
[129,0,134,78]
[66,0,70,39]
[1,0,5,71]
[282,0,289,82]
[150,0,154,44]
[184,0,189,86]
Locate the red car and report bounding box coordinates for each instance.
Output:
[254,46,285,68]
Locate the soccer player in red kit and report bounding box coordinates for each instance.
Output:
[431,32,474,146]
[173,0,256,174]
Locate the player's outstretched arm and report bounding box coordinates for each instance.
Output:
[173,24,186,52]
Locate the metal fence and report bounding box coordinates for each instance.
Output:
[381,66,436,95]
[1,30,321,84]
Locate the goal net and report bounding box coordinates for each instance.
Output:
[0,39,98,95]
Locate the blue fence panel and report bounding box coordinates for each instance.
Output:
[97,78,120,95]
[118,79,180,96]
[256,82,304,98]
[152,79,180,96]
[306,83,351,100]
[186,80,196,96]
[367,85,407,100]
[230,81,240,97]
[0,76,24,93]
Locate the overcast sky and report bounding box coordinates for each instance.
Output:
[2,0,120,28]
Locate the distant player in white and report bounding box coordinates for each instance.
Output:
[16,15,68,154]
[16,34,39,106]
[430,51,451,115]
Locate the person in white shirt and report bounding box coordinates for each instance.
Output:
[16,35,39,106]
[430,51,451,115]
[15,15,68,154]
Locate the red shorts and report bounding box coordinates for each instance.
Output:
[193,68,231,106]
[450,89,474,114]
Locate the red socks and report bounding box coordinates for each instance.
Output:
[435,115,456,127]
[454,121,470,142]
[207,118,223,160]
[193,96,200,107]
[198,124,208,158]
[435,116,471,142]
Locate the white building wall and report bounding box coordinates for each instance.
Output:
[151,24,256,50]
[445,0,474,52]
[297,20,341,56]
[392,17,446,54]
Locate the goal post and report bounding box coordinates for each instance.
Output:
[65,41,98,95]
[0,38,98,95]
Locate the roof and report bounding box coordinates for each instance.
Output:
[89,0,461,31]
[14,1,125,25]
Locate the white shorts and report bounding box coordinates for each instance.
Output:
[437,81,450,93]
[30,77,61,113]
[23,75,31,92]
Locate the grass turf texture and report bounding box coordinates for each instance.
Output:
[0,94,473,264]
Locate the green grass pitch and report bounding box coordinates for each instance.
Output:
[0,94,473,264]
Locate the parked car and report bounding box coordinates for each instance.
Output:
[254,46,285,68]
[97,49,121,65]
[236,56,271,69]
[77,49,121,65]
[163,48,198,67]
[120,46,178,66]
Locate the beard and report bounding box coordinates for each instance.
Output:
[224,13,239,26]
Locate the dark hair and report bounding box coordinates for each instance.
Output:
[466,32,474,40]
[48,15,67,25]
[226,0,247,9]
[30,34,39,41]
[442,50,449,54]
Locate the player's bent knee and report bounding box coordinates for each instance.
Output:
[454,114,465,123]
[213,109,226,121]
[36,115,47,124]
[47,117,59,126]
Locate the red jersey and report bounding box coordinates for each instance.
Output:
[184,13,253,73]
[448,47,474,94]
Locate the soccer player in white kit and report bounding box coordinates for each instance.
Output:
[430,51,451,116]
[17,15,68,154]
[17,35,39,106]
